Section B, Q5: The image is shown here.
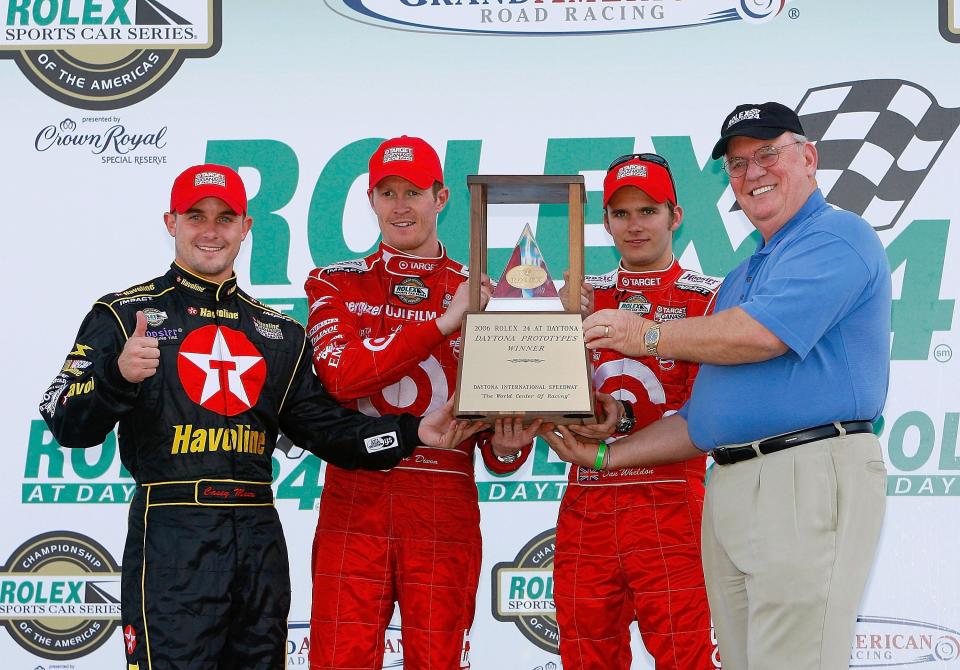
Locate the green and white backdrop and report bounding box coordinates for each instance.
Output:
[1,1,958,667]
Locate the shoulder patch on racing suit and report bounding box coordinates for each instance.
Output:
[674,270,722,296]
[585,270,617,290]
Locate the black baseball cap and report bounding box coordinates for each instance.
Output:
[711,102,805,159]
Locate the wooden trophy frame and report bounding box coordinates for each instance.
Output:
[453,175,596,425]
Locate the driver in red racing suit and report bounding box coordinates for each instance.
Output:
[305,136,535,669]
[555,154,721,669]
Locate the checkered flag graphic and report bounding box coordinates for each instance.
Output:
[728,80,960,231]
[798,79,960,230]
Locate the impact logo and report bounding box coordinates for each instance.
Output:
[491,529,558,653]
[1,0,221,109]
[0,531,121,660]
[851,616,960,666]
[326,0,790,36]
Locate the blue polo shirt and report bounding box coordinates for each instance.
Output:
[682,189,891,451]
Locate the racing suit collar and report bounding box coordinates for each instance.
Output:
[380,242,449,277]
[615,257,683,292]
[168,262,239,303]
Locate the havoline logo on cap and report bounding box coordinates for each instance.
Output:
[0,531,122,660]
[1,0,221,109]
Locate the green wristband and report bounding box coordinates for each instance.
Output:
[594,442,608,470]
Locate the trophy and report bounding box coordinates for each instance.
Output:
[454,175,596,425]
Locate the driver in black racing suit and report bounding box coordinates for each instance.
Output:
[39,163,478,670]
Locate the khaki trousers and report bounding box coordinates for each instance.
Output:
[701,431,886,670]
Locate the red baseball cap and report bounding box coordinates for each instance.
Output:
[170,164,248,215]
[368,136,444,193]
[602,156,677,207]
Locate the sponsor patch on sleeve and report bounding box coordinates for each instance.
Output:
[364,432,399,453]
[675,270,722,294]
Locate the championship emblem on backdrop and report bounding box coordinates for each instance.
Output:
[1,0,222,109]
[0,531,121,659]
[491,529,559,653]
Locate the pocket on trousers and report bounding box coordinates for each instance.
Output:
[866,459,887,476]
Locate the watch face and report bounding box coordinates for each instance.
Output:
[644,327,658,344]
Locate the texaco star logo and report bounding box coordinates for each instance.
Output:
[177,325,266,416]
[124,625,137,655]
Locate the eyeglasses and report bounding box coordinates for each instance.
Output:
[722,141,804,178]
[607,153,678,200]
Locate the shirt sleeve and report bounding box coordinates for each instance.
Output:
[740,232,872,359]
[40,305,140,449]
[304,271,446,402]
[477,431,533,475]
[277,334,422,470]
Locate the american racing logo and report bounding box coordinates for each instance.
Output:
[1,0,222,109]
[364,432,398,453]
[0,531,121,660]
[393,277,429,305]
[492,529,559,653]
[851,616,960,666]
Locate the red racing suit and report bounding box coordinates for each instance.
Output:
[555,258,722,670]
[304,243,527,669]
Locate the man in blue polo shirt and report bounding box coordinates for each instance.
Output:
[544,101,890,670]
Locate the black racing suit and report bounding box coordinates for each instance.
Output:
[40,263,424,670]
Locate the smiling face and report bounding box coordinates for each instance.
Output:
[603,185,681,272]
[369,175,448,257]
[726,132,818,240]
[163,196,252,283]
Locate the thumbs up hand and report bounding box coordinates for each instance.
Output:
[118,311,160,383]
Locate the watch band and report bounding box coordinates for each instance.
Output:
[644,322,662,358]
[495,449,523,464]
[615,401,636,434]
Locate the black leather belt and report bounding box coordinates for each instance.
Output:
[712,421,874,466]
[143,480,274,505]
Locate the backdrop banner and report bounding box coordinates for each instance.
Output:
[2,2,958,668]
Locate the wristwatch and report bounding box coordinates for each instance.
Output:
[495,449,523,464]
[644,322,663,357]
[615,401,636,434]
